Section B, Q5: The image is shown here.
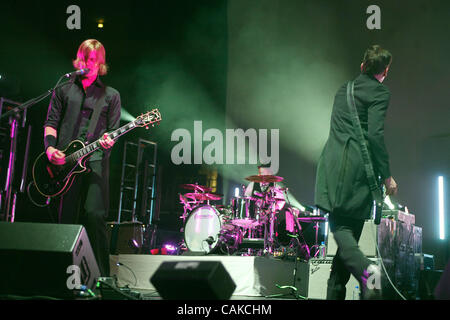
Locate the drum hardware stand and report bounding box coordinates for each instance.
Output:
[309,221,321,258]
[264,246,307,300]
[265,199,308,299]
[268,210,276,254]
[283,190,311,260]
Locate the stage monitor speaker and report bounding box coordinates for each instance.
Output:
[0,222,100,298]
[150,261,236,300]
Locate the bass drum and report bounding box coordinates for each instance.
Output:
[184,205,222,253]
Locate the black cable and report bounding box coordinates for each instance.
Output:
[97,279,140,300]
[116,262,138,287]
[27,181,51,208]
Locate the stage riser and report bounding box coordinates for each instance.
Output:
[110,255,369,299]
[111,255,299,297]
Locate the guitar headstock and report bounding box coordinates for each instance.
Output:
[134,109,162,129]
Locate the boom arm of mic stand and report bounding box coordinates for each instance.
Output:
[0,76,71,121]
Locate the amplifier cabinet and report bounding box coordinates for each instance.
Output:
[295,258,379,300]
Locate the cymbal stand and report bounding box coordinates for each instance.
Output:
[282,190,311,260]
[265,206,307,300]
[259,191,275,254]
[264,253,308,300]
[178,194,194,231]
[309,221,321,258]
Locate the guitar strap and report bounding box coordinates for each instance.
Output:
[85,88,107,144]
[346,80,384,225]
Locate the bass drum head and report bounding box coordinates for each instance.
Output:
[184,205,222,253]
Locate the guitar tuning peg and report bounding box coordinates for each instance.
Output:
[145,126,149,130]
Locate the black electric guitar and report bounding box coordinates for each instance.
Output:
[32,109,161,198]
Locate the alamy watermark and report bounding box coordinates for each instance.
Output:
[170,121,280,174]
[366,5,381,30]
[66,265,82,290]
[66,5,81,30]
[367,270,381,290]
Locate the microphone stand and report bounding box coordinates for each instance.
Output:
[0,74,73,222]
[1,74,69,121]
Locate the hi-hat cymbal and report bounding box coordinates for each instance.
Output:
[245,175,284,183]
[184,193,223,201]
[179,184,213,192]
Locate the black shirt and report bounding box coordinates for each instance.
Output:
[44,76,121,161]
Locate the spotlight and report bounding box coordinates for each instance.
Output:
[128,239,141,253]
[131,239,139,248]
[164,244,177,253]
[97,18,104,29]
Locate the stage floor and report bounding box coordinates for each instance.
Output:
[109,254,361,300]
[110,254,298,299]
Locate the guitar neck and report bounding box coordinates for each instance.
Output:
[68,121,137,162]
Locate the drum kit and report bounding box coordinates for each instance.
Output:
[178,176,328,258]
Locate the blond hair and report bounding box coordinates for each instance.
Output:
[72,39,108,75]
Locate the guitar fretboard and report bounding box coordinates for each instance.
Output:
[66,121,137,162]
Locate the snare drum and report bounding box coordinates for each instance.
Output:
[230,196,262,229]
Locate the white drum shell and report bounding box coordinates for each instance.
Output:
[184,205,222,253]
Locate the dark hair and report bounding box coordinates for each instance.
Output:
[362,45,392,76]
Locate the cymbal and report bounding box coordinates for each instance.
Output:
[184,193,223,201]
[245,175,284,183]
[179,184,212,192]
[234,196,259,201]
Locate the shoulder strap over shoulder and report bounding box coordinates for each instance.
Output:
[346,80,384,224]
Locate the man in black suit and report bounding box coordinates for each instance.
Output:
[44,39,121,276]
[314,45,398,299]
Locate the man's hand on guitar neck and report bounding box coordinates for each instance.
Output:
[384,176,398,196]
[99,133,115,150]
[46,147,66,165]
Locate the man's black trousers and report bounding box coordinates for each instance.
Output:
[326,215,374,300]
[56,160,111,277]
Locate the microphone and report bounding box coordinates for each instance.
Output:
[64,68,90,78]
